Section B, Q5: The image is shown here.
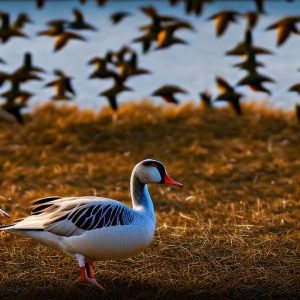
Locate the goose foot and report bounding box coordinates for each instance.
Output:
[75,265,105,290]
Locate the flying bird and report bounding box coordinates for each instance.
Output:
[44,69,76,101]
[199,91,213,109]
[170,0,212,16]
[88,56,118,80]
[100,83,132,111]
[207,10,241,37]
[244,11,260,29]
[0,12,28,43]
[0,159,182,289]
[156,21,193,49]
[233,51,265,72]
[152,85,187,104]
[38,19,86,51]
[96,0,108,6]
[237,71,274,95]
[118,51,151,81]
[215,76,243,115]
[0,80,33,124]
[35,0,46,9]
[135,6,191,53]
[254,0,266,14]
[110,12,131,25]
[132,32,153,53]
[68,9,97,31]
[11,52,45,83]
[12,13,33,30]
[289,82,300,95]
[266,16,300,46]
[226,29,273,56]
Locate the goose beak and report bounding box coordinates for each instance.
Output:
[164,173,183,188]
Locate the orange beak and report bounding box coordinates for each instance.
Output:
[164,173,183,188]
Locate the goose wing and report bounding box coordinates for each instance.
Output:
[12,196,134,237]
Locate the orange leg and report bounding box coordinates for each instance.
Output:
[86,261,105,290]
[74,255,104,290]
[87,262,95,279]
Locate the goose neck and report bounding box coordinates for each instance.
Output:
[130,173,155,219]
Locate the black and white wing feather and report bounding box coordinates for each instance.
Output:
[11,196,134,237]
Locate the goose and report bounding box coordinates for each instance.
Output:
[110,11,131,25]
[266,16,300,47]
[152,85,187,104]
[215,76,244,115]
[0,159,183,289]
[207,10,241,38]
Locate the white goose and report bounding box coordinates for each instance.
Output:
[0,159,182,289]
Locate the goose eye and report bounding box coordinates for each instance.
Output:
[151,163,157,168]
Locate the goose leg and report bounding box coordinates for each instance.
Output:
[74,254,104,290]
[74,254,89,285]
[86,261,105,290]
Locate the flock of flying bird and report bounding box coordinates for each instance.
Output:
[0,0,299,123]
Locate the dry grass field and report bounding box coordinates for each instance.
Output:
[0,102,299,300]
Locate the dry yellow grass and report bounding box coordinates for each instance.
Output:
[0,101,299,300]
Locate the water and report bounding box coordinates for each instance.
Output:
[0,0,299,110]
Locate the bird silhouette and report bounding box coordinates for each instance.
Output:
[254,0,266,14]
[68,9,97,31]
[199,91,213,109]
[118,50,151,81]
[169,0,212,16]
[233,51,265,72]
[0,80,32,124]
[237,71,274,95]
[45,69,75,100]
[226,29,273,56]
[11,52,45,83]
[0,12,28,43]
[289,82,300,95]
[215,77,243,115]
[152,85,187,104]
[207,10,241,37]
[156,21,193,49]
[38,19,86,51]
[110,12,131,25]
[135,6,191,53]
[244,11,260,29]
[96,0,108,6]
[132,32,153,53]
[266,16,300,47]
[185,0,212,16]
[12,13,33,30]
[35,0,46,9]
[88,56,118,80]
[100,84,133,111]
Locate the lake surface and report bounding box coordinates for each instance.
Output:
[0,0,299,110]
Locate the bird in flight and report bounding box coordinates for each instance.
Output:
[152,85,187,104]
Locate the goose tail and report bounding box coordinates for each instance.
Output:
[0,208,10,218]
[0,208,12,230]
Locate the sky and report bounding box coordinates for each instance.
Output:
[0,0,299,110]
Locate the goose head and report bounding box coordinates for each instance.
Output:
[134,159,183,187]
